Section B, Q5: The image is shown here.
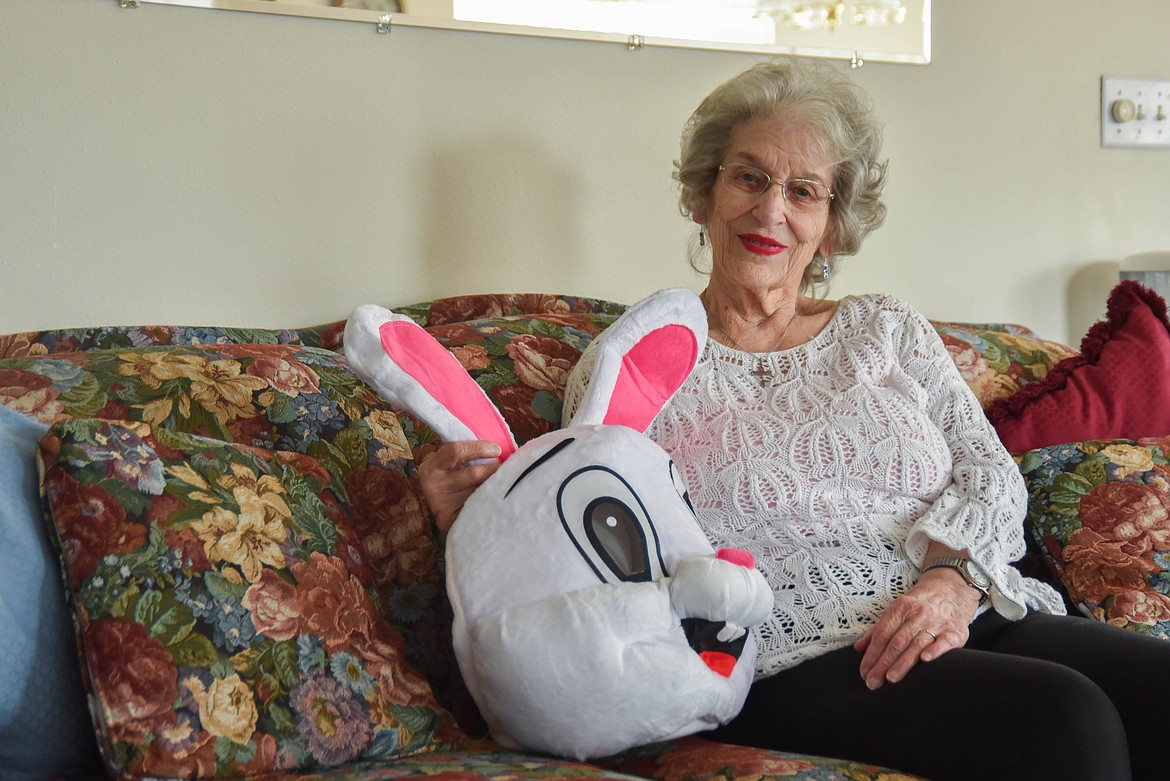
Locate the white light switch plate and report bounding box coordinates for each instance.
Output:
[1101,77,1170,149]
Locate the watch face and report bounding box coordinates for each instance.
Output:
[963,559,991,589]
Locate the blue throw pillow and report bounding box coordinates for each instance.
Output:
[0,405,102,779]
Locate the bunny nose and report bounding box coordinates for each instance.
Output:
[716,547,755,568]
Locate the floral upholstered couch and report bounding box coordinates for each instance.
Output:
[3,286,1169,781]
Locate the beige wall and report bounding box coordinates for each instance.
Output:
[2,0,1168,343]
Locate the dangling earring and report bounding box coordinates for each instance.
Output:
[698,228,706,247]
[821,261,830,281]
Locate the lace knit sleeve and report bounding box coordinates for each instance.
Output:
[561,334,600,427]
[892,301,1065,617]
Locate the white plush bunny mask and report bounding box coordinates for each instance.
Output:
[344,289,773,760]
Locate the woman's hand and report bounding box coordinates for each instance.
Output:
[417,440,502,534]
[853,567,982,690]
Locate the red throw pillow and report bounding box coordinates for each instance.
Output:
[986,281,1170,452]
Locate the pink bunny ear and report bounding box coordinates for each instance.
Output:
[344,305,517,461]
[379,321,517,459]
[571,288,708,431]
[604,324,701,431]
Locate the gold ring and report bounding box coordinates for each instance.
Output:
[921,629,937,640]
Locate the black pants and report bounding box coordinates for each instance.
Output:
[710,611,1170,781]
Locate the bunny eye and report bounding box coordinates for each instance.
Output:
[558,466,666,584]
[584,498,648,581]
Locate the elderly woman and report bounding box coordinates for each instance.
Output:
[417,60,1170,781]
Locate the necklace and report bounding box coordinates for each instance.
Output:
[706,295,800,384]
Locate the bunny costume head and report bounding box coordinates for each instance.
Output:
[344,289,772,760]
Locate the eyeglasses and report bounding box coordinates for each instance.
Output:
[718,164,834,211]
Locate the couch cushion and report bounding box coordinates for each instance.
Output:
[0,343,402,463]
[0,320,349,356]
[986,281,1170,451]
[1017,435,1170,636]
[225,743,651,780]
[0,340,443,620]
[930,321,1077,410]
[394,293,627,328]
[596,735,926,780]
[223,737,926,780]
[39,419,458,779]
[0,341,462,730]
[0,406,103,780]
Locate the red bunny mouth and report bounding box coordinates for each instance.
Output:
[682,618,747,678]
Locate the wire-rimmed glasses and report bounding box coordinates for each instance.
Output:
[718,164,834,212]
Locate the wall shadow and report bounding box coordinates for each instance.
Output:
[1067,261,1119,346]
[418,134,587,299]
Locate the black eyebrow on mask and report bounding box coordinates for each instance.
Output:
[505,437,576,497]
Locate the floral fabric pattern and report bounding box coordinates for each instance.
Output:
[235,742,649,780]
[394,293,627,328]
[0,343,384,451]
[2,342,445,620]
[1017,436,1170,637]
[596,737,921,781]
[0,342,443,625]
[39,419,457,778]
[238,738,924,781]
[932,321,1077,409]
[0,321,349,357]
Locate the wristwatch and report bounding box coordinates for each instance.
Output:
[923,556,990,604]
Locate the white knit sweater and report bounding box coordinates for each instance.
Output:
[564,293,1065,678]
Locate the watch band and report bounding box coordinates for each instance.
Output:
[923,556,990,604]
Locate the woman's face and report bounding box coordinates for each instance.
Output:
[695,113,836,293]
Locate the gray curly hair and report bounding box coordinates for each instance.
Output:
[675,58,887,291]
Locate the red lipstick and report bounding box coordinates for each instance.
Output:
[738,234,786,256]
